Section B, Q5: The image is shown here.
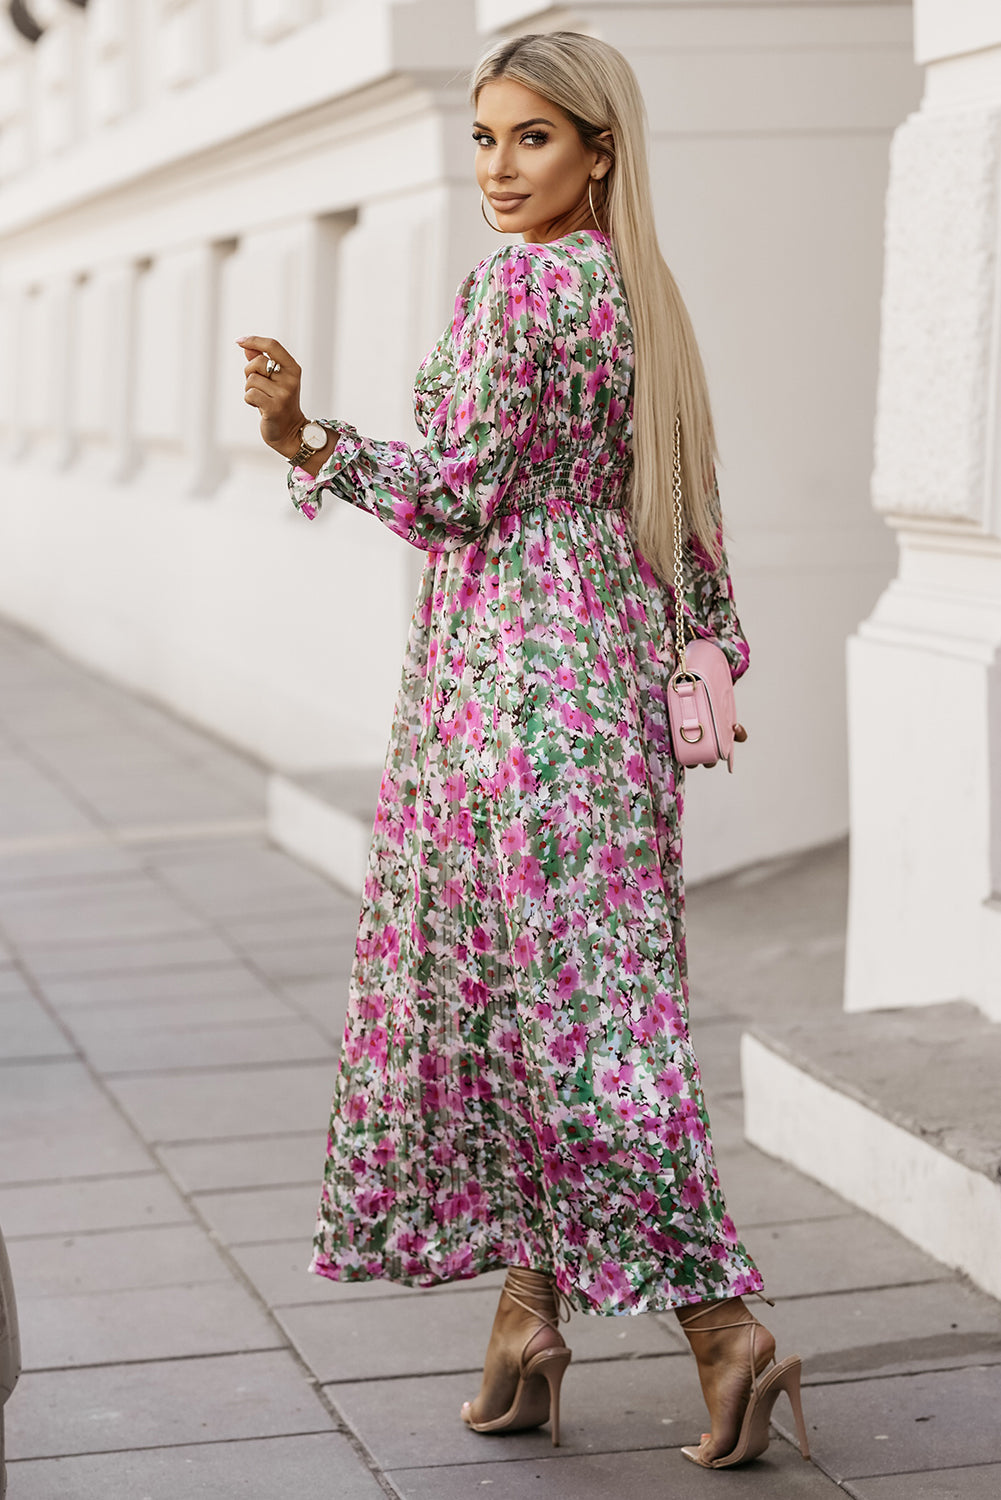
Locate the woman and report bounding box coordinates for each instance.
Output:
[239,30,809,1472]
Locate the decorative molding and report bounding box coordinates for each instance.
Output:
[872,107,1001,526]
[247,0,318,45]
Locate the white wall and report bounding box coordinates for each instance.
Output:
[0,0,920,884]
[845,0,1001,1020]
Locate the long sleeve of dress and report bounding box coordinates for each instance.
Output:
[678,473,750,683]
[287,247,549,551]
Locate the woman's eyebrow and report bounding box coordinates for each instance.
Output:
[472,117,557,132]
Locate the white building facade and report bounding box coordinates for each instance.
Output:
[846,0,1001,1023]
[0,0,920,883]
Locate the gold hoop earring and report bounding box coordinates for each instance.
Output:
[480,191,504,233]
[588,178,603,232]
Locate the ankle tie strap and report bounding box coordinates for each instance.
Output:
[503,1268,572,1331]
[677,1291,776,1399]
[677,1290,774,1333]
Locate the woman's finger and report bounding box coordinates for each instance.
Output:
[244,373,283,398]
[237,336,298,372]
[244,355,275,378]
[243,353,297,382]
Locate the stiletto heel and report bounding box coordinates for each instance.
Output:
[783,1360,812,1461]
[461,1268,572,1447]
[678,1298,810,1469]
[536,1346,572,1447]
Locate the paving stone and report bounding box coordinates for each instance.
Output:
[1,1172,191,1237]
[688,1016,745,1100]
[0,967,31,998]
[0,841,140,890]
[28,732,183,777]
[5,1348,332,1459]
[239,938,354,982]
[698,1093,749,1154]
[801,1365,1001,1480]
[0,996,77,1059]
[4,1433,383,1499]
[155,848,340,917]
[745,1214,950,1299]
[230,1242,505,1309]
[106,1061,334,1143]
[68,768,261,826]
[231,1239,375,1307]
[158,1131,322,1193]
[847,1466,1001,1499]
[21,931,237,979]
[193,1182,321,1245]
[231,1238,332,1307]
[0,1060,152,1184]
[715,1143,852,1228]
[59,990,298,1044]
[196,751,271,804]
[7,1224,231,1298]
[0,885,206,947]
[762,1282,1001,1385]
[41,962,280,1010]
[386,1439,840,1498]
[78,1017,336,1073]
[686,841,848,1025]
[330,1352,703,1470]
[20,1280,282,1369]
[218,908,347,948]
[134,829,269,862]
[0,765,103,840]
[279,1285,678,1384]
[279,975,351,1039]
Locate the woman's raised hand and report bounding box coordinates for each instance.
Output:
[237,337,305,458]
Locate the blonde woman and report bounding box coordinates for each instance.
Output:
[239,30,809,1472]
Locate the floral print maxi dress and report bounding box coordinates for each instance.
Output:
[289,227,763,1315]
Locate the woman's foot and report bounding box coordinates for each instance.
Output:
[676,1296,776,1464]
[461,1267,571,1444]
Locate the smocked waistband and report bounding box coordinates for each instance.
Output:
[495,454,632,516]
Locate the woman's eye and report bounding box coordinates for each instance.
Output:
[522,131,549,147]
[471,132,493,147]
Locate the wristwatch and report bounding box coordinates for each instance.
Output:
[288,419,330,467]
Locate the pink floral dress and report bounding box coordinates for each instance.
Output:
[289,227,762,1314]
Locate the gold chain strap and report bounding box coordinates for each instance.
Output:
[671,411,689,674]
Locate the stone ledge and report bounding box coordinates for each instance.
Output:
[266,768,381,896]
[742,1004,1001,1302]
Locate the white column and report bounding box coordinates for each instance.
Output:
[845,1,1001,1020]
[0,27,30,181]
[85,0,136,128]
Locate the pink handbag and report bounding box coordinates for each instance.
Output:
[666,416,745,774]
[668,637,739,772]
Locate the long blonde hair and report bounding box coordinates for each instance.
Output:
[471,31,721,572]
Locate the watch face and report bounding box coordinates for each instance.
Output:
[302,421,327,449]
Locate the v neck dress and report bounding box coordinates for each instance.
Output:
[288,228,763,1314]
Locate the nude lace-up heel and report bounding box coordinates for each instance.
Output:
[678,1297,811,1469]
[461,1267,572,1447]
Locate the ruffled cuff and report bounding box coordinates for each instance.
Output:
[286,422,363,520]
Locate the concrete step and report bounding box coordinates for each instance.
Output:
[742,1002,1001,1302]
[266,767,380,895]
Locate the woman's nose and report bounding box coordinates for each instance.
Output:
[489,147,513,180]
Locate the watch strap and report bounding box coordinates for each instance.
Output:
[288,421,329,468]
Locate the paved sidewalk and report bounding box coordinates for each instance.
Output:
[0,615,998,1499]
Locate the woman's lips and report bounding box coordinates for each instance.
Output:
[490,194,529,208]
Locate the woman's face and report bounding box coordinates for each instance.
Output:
[473,77,609,244]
